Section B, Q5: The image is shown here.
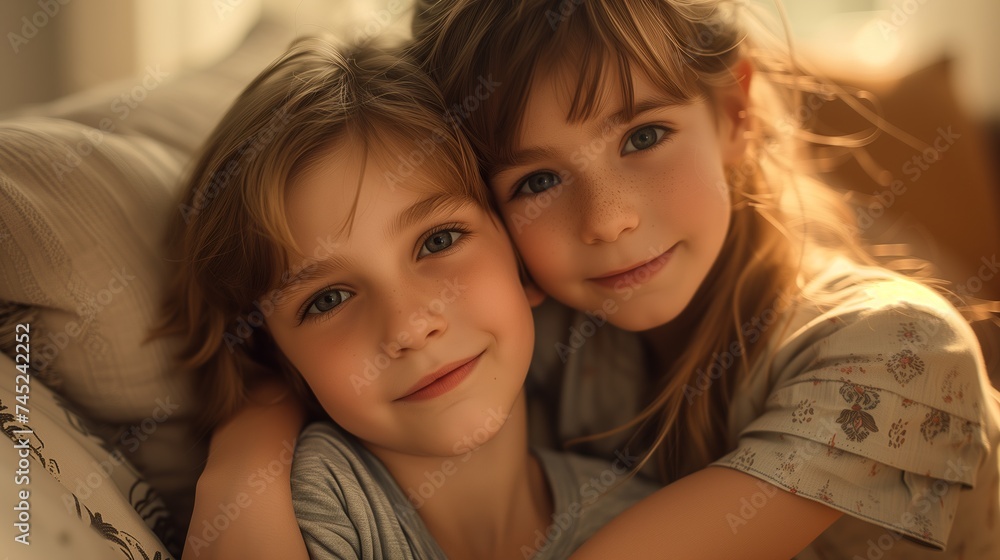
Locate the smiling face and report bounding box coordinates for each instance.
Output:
[266,139,535,458]
[488,63,746,331]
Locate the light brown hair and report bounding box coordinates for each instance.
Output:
[411,0,895,480]
[155,38,489,431]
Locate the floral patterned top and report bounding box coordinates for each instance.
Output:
[525,255,1000,559]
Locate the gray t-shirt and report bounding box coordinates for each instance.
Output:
[292,422,657,559]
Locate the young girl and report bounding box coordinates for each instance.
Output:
[407,0,1000,558]
[159,38,656,559]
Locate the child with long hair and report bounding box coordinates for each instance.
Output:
[158,38,655,559]
[405,0,1000,558]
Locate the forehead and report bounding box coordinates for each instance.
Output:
[517,60,674,142]
[283,139,464,257]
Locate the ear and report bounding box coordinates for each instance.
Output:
[523,278,547,307]
[717,57,753,166]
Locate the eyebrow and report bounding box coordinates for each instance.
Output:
[386,193,455,240]
[278,193,458,301]
[495,98,676,175]
[278,253,356,303]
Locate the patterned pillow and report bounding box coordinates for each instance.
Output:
[0,350,180,558]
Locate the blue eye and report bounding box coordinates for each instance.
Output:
[516,171,561,195]
[419,230,463,257]
[304,289,353,318]
[622,125,668,154]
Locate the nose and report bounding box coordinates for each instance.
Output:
[575,176,639,244]
[380,282,448,358]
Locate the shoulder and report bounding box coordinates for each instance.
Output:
[293,421,368,476]
[291,422,417,559]
[719,256,998,549]
[758,254,993,438]
[768,255,984,393]
[291,422,380,509]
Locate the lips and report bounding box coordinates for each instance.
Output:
[589,244,676,290]
[396,352,483,402]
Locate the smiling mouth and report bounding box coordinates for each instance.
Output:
[396,352,484,402]
[589,244,677,289]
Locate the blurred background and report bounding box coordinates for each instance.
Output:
[2,1,997,123]
[1,0,997,303]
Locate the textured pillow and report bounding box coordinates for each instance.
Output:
[0,18,299,538]
[0,117,203,531]
[0,350,179,558]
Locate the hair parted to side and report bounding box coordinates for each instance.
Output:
[154,37,489,432]
[410,0,907,481]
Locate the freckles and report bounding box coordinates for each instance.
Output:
[648,169,682,204]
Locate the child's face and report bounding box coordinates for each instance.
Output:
[266,141,535,457]
[488,66,743,331]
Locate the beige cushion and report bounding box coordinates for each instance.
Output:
[0,117,203,532]
[0,18,296,533]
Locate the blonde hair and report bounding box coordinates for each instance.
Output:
[411,0,910,480]
[155,38,489,431]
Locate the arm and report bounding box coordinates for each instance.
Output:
[571,466,842,560]
[182,380,309,560]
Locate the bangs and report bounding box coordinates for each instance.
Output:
[264,117,488,291]
[425,0,745,175]
[217,38,487,296]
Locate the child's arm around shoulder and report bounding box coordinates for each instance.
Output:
[183,380,308,560]
[570,466,842,559]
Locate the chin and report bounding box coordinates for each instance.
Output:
[607,296,690,332]
[608,312,677,332]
